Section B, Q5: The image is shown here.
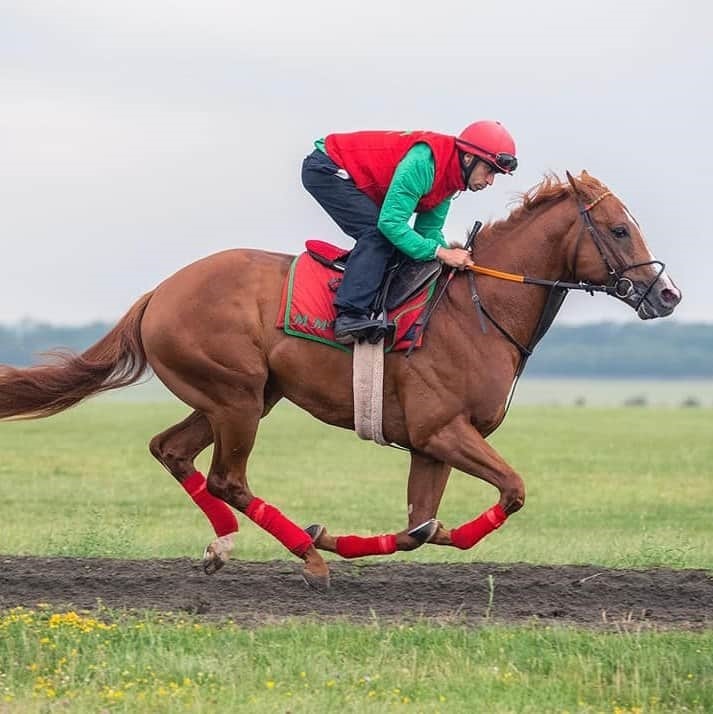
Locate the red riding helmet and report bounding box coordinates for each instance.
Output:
[456,121,518,174]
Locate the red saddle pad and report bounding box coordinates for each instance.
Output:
[276,248,436,352]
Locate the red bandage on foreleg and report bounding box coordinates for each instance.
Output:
[335,534,398,559]
[181,472,238,537]
[450,504,507,550]
[245,497,312,556]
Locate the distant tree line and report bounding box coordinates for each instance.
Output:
[0,320,711,377]
[0,321,110,368]
[525,322,713,377]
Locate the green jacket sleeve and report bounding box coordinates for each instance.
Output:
[377,144,451,261]
[414,198,452,245]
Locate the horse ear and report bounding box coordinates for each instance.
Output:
[566,170,583,197]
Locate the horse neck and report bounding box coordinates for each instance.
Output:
[461,199,579,347]
[477,198,579,279]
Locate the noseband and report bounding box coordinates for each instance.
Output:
[574,191,665,309]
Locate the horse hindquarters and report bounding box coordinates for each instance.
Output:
[140,254,332,588]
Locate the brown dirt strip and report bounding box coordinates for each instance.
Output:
[1,556,711,629]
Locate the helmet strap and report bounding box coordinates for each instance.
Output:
[460,152,479,189]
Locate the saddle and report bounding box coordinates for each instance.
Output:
[277,240,444,445]
[305,239,443,312]
[277,241,442,353]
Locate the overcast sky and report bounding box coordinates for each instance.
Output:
[2,0,711,325]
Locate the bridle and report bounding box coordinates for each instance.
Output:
[464,190,666,307]
[573,191,666,310]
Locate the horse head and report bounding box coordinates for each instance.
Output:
[565,170,681,319]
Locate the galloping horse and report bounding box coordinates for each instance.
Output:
[0,171,681,589]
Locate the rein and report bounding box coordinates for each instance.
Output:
[466,263,616,296]
[466,192,640,299]
[405,195,625,361]
[465,188,668,347]
[462,192,622,360]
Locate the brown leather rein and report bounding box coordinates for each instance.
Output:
[466,191,633,299]
[408,189,665,361]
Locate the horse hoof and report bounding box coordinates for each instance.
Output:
[408,518,439,545]
[202,532,236,576]
[304,523,325,544]
[302,568,331,592]
[203,556,225,576]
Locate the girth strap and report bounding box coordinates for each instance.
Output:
[352,340,388,445]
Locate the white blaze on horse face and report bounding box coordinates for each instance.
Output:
[651,264,679,296]
[633,222,679,296]
[618,201,678,299]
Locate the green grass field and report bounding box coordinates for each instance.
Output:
[1,401,711,712]
[1,609,711,713]
[0,401,711,568]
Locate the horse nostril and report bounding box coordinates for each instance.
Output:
[661,288,681,306]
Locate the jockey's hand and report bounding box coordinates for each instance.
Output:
[436,246,474,270]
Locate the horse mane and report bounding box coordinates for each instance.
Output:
[484,171,606,236]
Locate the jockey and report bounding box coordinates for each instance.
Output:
[301,121,518,344]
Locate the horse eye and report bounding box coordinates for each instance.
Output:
[611,226,629,239]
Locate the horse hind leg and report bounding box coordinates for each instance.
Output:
[207,404,331,591]
[148,410,238,574]
[306,452,450,559]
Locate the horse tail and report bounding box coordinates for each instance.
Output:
[0,291,154,420]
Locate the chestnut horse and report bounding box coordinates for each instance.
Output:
[0,171,681,589]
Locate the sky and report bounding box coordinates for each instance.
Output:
[2,0,711,325]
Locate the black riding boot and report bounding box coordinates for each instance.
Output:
[334,312,386,345]
[333,231,396,344]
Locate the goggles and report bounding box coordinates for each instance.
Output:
[458,141,518,173]
[489,152,518,173]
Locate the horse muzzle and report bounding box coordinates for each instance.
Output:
[631,280,682,319]
[611,261,681,320]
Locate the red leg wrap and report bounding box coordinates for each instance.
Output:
[182,472,238,537]
[245,497,312,557]
[335,534,398,559]
[450,504,507,550]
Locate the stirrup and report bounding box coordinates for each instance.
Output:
[334,315,384,345]
[366,321,395,345]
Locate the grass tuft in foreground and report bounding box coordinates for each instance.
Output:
[0,607,711,713]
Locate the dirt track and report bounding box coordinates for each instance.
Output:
[1,556,711,629]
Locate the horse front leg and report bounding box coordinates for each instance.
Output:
[305,451,450,558]
[418,414,525,550]
[401,452,451,548]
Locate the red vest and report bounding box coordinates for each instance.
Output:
[324,131,465,212]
